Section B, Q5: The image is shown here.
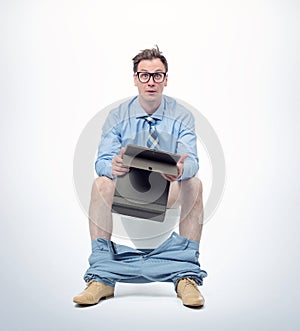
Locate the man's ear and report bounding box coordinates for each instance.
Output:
[164,75,168,87]
[133,74,138,86]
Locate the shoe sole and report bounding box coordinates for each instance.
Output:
[183,302,204,308]
[177,294,205,308]
[73,294,114,305]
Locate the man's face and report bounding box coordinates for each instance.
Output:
[134,58,168,103]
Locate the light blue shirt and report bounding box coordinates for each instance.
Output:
[95,95,199,181]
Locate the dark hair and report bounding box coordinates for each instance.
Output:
[132,45,168,73]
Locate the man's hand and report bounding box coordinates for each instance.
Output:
[162,153,188,182]
[111,148,130,177]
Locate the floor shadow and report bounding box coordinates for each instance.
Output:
[115,284,176,298]
[183,304,205,310]
[115,292,175,298]
[73,296,113,308]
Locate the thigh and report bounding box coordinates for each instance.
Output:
[91,176,116,199]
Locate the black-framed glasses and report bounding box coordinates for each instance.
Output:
[135,71,167,83]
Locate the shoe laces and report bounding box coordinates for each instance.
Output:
[181,278,198,291]
[85,281,98,290]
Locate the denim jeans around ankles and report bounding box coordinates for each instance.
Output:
[84,232,207,288]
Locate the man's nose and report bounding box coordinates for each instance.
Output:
[147,76,155,85]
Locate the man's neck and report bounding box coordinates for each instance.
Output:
[138,96,162,115]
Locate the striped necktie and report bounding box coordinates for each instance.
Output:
[145,116,159,150]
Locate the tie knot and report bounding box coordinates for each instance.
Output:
[145,116,156,126]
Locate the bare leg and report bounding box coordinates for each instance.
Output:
[88,177,115,240]
[179,177,203,242]
[168,177,204,242]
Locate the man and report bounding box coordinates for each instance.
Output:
[73,46,207,308]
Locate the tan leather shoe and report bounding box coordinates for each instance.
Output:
[73,281,114,305]
[176,278,205,307]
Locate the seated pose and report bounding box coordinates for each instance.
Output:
[73,46,207,308]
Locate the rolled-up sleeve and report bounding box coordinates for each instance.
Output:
[95,110,122,179]
[175,112,199,181]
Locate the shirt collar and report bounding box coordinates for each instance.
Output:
[134,96,165,121]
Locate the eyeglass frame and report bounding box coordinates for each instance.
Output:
[135,71,167,83]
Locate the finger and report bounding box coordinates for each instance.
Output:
[115,158,123,166]
[112,168,130,177]
[119,147,126,158]
[178,153,188,164]
[113,155,124,165]
[113,164,130,172]
[161,173,177,182]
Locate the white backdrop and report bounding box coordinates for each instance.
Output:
[1,1,299,330]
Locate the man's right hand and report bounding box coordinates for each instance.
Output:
[111,148,130,177]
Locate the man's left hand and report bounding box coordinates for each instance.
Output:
[162,154,188,182]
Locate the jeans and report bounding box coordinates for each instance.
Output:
[84,232,207,288]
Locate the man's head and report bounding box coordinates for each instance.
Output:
[132,46,168,109]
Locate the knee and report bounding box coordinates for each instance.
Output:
[91,176,114,199]
[183,177,203,195]
[195,177,203,195]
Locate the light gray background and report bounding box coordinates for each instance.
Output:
[1,0,299,330]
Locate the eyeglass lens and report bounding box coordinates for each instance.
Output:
[137,72,166,83]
